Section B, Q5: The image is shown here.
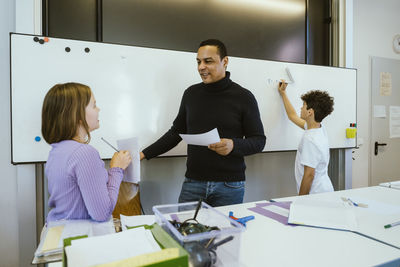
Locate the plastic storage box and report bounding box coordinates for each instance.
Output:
[153,201,245,267]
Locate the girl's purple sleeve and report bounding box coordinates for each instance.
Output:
[70,145,123,221]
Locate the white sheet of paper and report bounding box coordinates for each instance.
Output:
[120,214,156,231]
[263,205,290,217]
[65,227,161,267]
[117,137,140,183]
[35,218,115,257]
[288,199,357,231]
[373,105,386,118]
[179,128,220,146]
[390,106,400,138]
[379,181,400,190]
[345,196,400,215]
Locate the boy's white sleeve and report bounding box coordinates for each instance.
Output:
[300,138,321,169]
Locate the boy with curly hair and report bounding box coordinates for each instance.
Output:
[278,81,334,195]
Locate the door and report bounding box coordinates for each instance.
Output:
[370,56,400,185]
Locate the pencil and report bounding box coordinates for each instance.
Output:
[101,137,119,152]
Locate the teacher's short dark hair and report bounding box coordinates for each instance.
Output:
[199,39,227,60]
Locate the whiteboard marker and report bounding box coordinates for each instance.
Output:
[384,220,400,229]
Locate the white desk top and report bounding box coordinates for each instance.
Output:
[380,180,400,190]
[49,186,400,267]
[216,186,400,267]
[273,186,400,248]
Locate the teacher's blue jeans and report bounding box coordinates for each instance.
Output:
[178,178,245,207]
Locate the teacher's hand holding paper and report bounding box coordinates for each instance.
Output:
[208,138,234,156]
[178,128,233,156]
[179,128,220,146]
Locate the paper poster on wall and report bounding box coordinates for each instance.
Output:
[380,72,392,96]
[373,105,386,118]
[390,106,400,138]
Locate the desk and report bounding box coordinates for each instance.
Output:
[215,187,400,267]
[49,187,400,267]
[380,181,400,190]
[272,186,400,249]
[34,218,118,265]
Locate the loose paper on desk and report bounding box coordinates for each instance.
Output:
[379,181,400,190]
[34,218,114,257]
[389,106,400,138]
[117,137,140,183]
[288,199,357,231]
[179,128,220,146]
[65,227,161,267]
[351,196,400,215]
[120,214,155,231]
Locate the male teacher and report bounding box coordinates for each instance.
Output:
[140,39,266,207]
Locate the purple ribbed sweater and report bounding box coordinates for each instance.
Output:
[46,140,123,222]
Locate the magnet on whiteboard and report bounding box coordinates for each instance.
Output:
[35,136,41,142]
[346,128,357,139]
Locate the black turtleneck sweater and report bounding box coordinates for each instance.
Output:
[143,72,266,181]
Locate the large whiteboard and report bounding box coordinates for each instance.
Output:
[10,33,357,164]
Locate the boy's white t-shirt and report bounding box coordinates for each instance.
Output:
[295,123,334,194]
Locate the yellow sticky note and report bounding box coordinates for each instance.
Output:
[94,248,180,267]
[41,225,64,252]
[346,128,357,139]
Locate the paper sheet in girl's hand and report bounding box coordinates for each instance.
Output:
[117,137,140,183]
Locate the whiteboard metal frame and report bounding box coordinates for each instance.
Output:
[10,33,357,164]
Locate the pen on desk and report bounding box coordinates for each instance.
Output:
[349,198,368,208]
[347,198,359,207]
[341,197,368,208]
[384,221,400,229]
[101,137,119,152]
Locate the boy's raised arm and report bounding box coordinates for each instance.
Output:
[278,80,305,129]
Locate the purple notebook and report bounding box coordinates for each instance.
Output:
[248,201,296,226]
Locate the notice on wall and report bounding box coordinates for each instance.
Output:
[373,105,386,118]
[390,106,400,138]
[380,72,392,96]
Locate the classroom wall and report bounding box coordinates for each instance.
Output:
[351,0,400,188]
[0,1,19,266]
[1,2,41,267]
[3,1,399,265]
